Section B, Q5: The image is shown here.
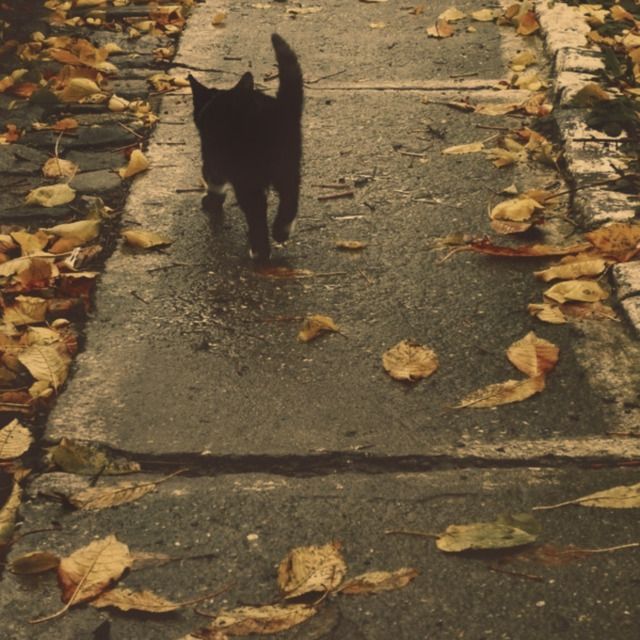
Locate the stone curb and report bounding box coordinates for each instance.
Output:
[536,0,640,337]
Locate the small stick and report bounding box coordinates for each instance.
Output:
[398,150,428,158]
[487,565,545,582]
[450,71,479,79]
[313,183,350,189]
[118,122,144,140]
[332,214,366,220]
[130,290,150,304]
[317,190,355,201]
[606,431,640,438]
[181,582,234,608]
[305,69,347,85]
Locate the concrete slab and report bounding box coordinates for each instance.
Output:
[2,468,639,639]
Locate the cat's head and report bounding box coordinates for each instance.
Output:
[188,73,255,124]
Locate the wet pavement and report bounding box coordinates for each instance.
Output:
[0,1,639,639]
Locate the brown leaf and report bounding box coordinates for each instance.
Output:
[490,219,533,235]
[340,568,419,595]
[382,340,439,381]
[277,542,347,599]
[10,550,60,574]
[0,481,22,546]
[437,522,537,552]
[516,11,540,35]
[42,157,78,179]
[209,604,317,635]
[0,419,33,460]
[255,265,314,279]
[426,19,455,38]
[506,332,559,378]
[455,376,545,408]
[3,295,48,325]
[48,438,141,476]
[58,535,132,604]
[585,223,640,261]
[297,315,339,342]
[91,587,180,613]
[69,480,157,511]
[468,239,592,258]
[122,229,173,249]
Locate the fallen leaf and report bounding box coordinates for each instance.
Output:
[69,480,157,511]
[340,568,419,594]
[18,344,70,389]
[471,8,499,21]
[118,149,149,179]
[516,11,540,35]
[534,482,640,510]
[544,280,608,304]
[490,219,533,235]
[484,147,523,168]
[571,82,611,106]
[382,340,438,382]
[490,197,543,222]
[534,258,606,282]
[0,482,22,546]
[474,102,520,116]
[3,295,48,325]
[585,223,640,261]
[25,183,76,208]
[42,157,78,179]
[58,535,132,604]
[208,604,317,635]
[211,11,227,25]
[277,542,347,599]
[45,219,100,242]
[10,550,60,575]
[438,7,465,21]
[0,419,33,459]
[442,141,484,155]
[121,229,172,249]
[47,438,141,475]
[436,521,537,552]
[455,376,545,408]
[527,303,567,324]
[335,240,367,251]
[509,50,537,70]
[91,587,180,613]
[426,19,455,38]
[468,240,591,257]
[11,229,50,255]
[255,265,314,279]
[59,77,103,102]
[297,315,339,342]
[506,332,559,378]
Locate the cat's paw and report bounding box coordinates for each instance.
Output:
[202,191,225,214]
[272,219,296,244]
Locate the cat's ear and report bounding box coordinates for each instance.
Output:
[236,72,254,91]
[188,74,211,110]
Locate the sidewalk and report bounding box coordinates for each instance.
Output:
[1,1,639,639]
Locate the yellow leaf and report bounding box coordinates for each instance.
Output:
[585,223,640,261]
[438,7,465,21]
[527,303,568,324]
[442,141,484,155]
[471,8,499,21]
[25,183,76,207]
[211,11,227,25]
[42,157,78,179]
[534,258,606,282]
[18,343,71,389]
[490,196,543,222]
[0,419,33,460]
[456,376,546,408]
[209,604,316,635]
[544,280,608,304]
[340,568,419,594]
[297,315,339,342]
[92,588,180,613]
[118,149,149,178]
[45,219,100,242]
[0,482,22,546]
[122,229,173,249]
[534,482,640,511]
[11,229,50,255]
[59,77,103,102]
[436,522,537,552]
[277,542,347,598]
[382,340,438,382]
[426,19,455,38]
[506,331,559,378]
[474,102,519,116]
[3,295,48,325]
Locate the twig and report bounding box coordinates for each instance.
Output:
[544,177,622,201]
[606,431,640,438]
[487,565,545,582]
[313,183,350,189]
[130,290,150,304]
[580,542,640,554]
[305,69,347,85]
[180,582,234,608]
[437,245,472,263]
[450,71,479,79]
[118,122,144,140]
[317,190,354,201]
[398,150,429,158]
[384,528,439,539]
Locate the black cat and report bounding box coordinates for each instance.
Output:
[188,34,303,260]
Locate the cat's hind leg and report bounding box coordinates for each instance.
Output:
[234,186,271,260]
[201,161,226,217]
[272,178,299,246]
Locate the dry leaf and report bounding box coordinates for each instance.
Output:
[25,183,76,208]
[510,50,537,70]
[255,266,314,279]
[209,604,317,635]
[118,149,149,179]
[0,419,33,459]
[442,141,484,155]
[297,315,339,342]
[471,9,499,21]
[534,258,606,282]
[534,482,640,510]
[436,522,537,552]
[571,82,611,106]
[456,376,545,408]
[59,77,103,102]
[211,11,227,25]
[0,482,22,546]
[10,550,60,575]
[42,157,78,179]
[490,197,543,222]
[544,280,608,304]
[92,588,180,613]
[474,102,520,116]
[438,7,465,21]
[585,223,640,261]
[277,542,347,599]
[427,19,455,38]
[58,535,132,604]
[45,219,100,242]
[335,240,367,251]
[18,343,70,389]
[48,438,141,475]
[469,240,591,258]
[527,303,567,324]
[516,11,540,35]
[11,230,50,255]
[3,295,48,325]
[382,340,438,382]
[69,479,157,510]
[340,568,418,594]
[490,219,533,235]
[122,229,173,249]
[506,332,559,378]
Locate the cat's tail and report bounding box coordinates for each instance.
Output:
[272,33,303,117]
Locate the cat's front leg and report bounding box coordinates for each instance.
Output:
[272,179,299,245]
[234,186,271,260]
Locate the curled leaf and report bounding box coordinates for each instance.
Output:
[340,568,419,595]
[10,551,60,575]
[382,340,438,382]
[210,604,316,635]
[91,588,180,613]
[436,521,537,552]
[297,315,339,342]
[118,149,149,179]
[544,280,608,304]
[122,229,173,249]
[456,376,545,408]
[25,184,76,208]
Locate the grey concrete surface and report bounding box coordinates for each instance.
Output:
[2,468,639,640]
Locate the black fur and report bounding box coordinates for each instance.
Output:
[188,34,303,260]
